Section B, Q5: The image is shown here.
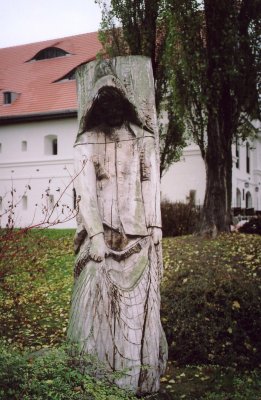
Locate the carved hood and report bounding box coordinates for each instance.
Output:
[75,56,158,143]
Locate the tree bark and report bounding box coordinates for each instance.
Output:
[200,120,233,235]
[200,0,240,235]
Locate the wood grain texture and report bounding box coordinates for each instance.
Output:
[67,56,167,394]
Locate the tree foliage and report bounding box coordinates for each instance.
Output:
[164,0,260,154]
[164,0,260,234]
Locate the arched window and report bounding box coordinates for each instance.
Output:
[73,188,77,210]
[48,194,55,210]
[236,188,241,208]
[236,139,240,169]
[44,135,58,155]
[21,140,27,151]
[52,138,58,155]
[22,195,27,210]
[246,191,252,209]
[30,47,69,61]
[246,142,250,173]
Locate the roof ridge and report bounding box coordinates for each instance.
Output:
[0,31,98,51]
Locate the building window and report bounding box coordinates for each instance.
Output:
[4,92,12,104]
[44,135,58,155]
[73,188,77,209]
[52,138,58,155]
[236,188,241,207]
[3,91,18,105]
[62,70,75,80]
[246,191,252,209]
[21,140,27,151]
[236,139,240,169]
[22,195,27,210]
[31,47,69,61]
[55,69,76,82]
[246,142,250,173]
[0,143,2,153]
[0,196,2,211]
[48,194,55,210]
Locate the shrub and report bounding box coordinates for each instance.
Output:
[161,234,261,368]
[161,200,200,237]
[0,343,136,400]
[239,216,261,235]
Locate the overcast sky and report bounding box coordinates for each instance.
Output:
[0,0,102,48]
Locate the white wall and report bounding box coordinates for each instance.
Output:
[161,143,206,206]
[1,118,260,229]
[232,130,261,211]
[0,118,77,228]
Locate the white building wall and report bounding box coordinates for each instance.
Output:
[161,143,206,206]
[232,127,261,212]
[0,118,77,228]
[1,117,260,229]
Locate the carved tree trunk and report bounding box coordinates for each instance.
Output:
[67,56,167,395]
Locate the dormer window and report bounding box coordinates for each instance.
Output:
[30,47,70,61]
[54,69,76,82]
[3,91,18,105]
[4,92,11,104]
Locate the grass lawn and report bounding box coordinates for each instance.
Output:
[0,229,260,399]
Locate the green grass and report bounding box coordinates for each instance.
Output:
[161,233,261,368]
[0,228,260,399]
[0,229,75,348]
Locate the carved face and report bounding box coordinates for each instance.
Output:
[96,87,125,127]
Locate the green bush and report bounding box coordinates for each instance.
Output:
[239,216,261,235]
[161,234,261,368]
[0,343,136,400]
[161,200,200,237]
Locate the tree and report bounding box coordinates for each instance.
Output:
[95,0,187,176]
[96,0,260,235]
[164,0,260,235]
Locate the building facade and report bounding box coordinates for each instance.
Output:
[0,33,100,228]
[161,125,261,214]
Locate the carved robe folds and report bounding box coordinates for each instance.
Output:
[74,124,161,238]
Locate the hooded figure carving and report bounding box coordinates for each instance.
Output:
[67,57,167,395]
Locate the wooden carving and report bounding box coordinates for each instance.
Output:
[67,56,167,395]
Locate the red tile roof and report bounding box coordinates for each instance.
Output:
[0,32,101,121]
